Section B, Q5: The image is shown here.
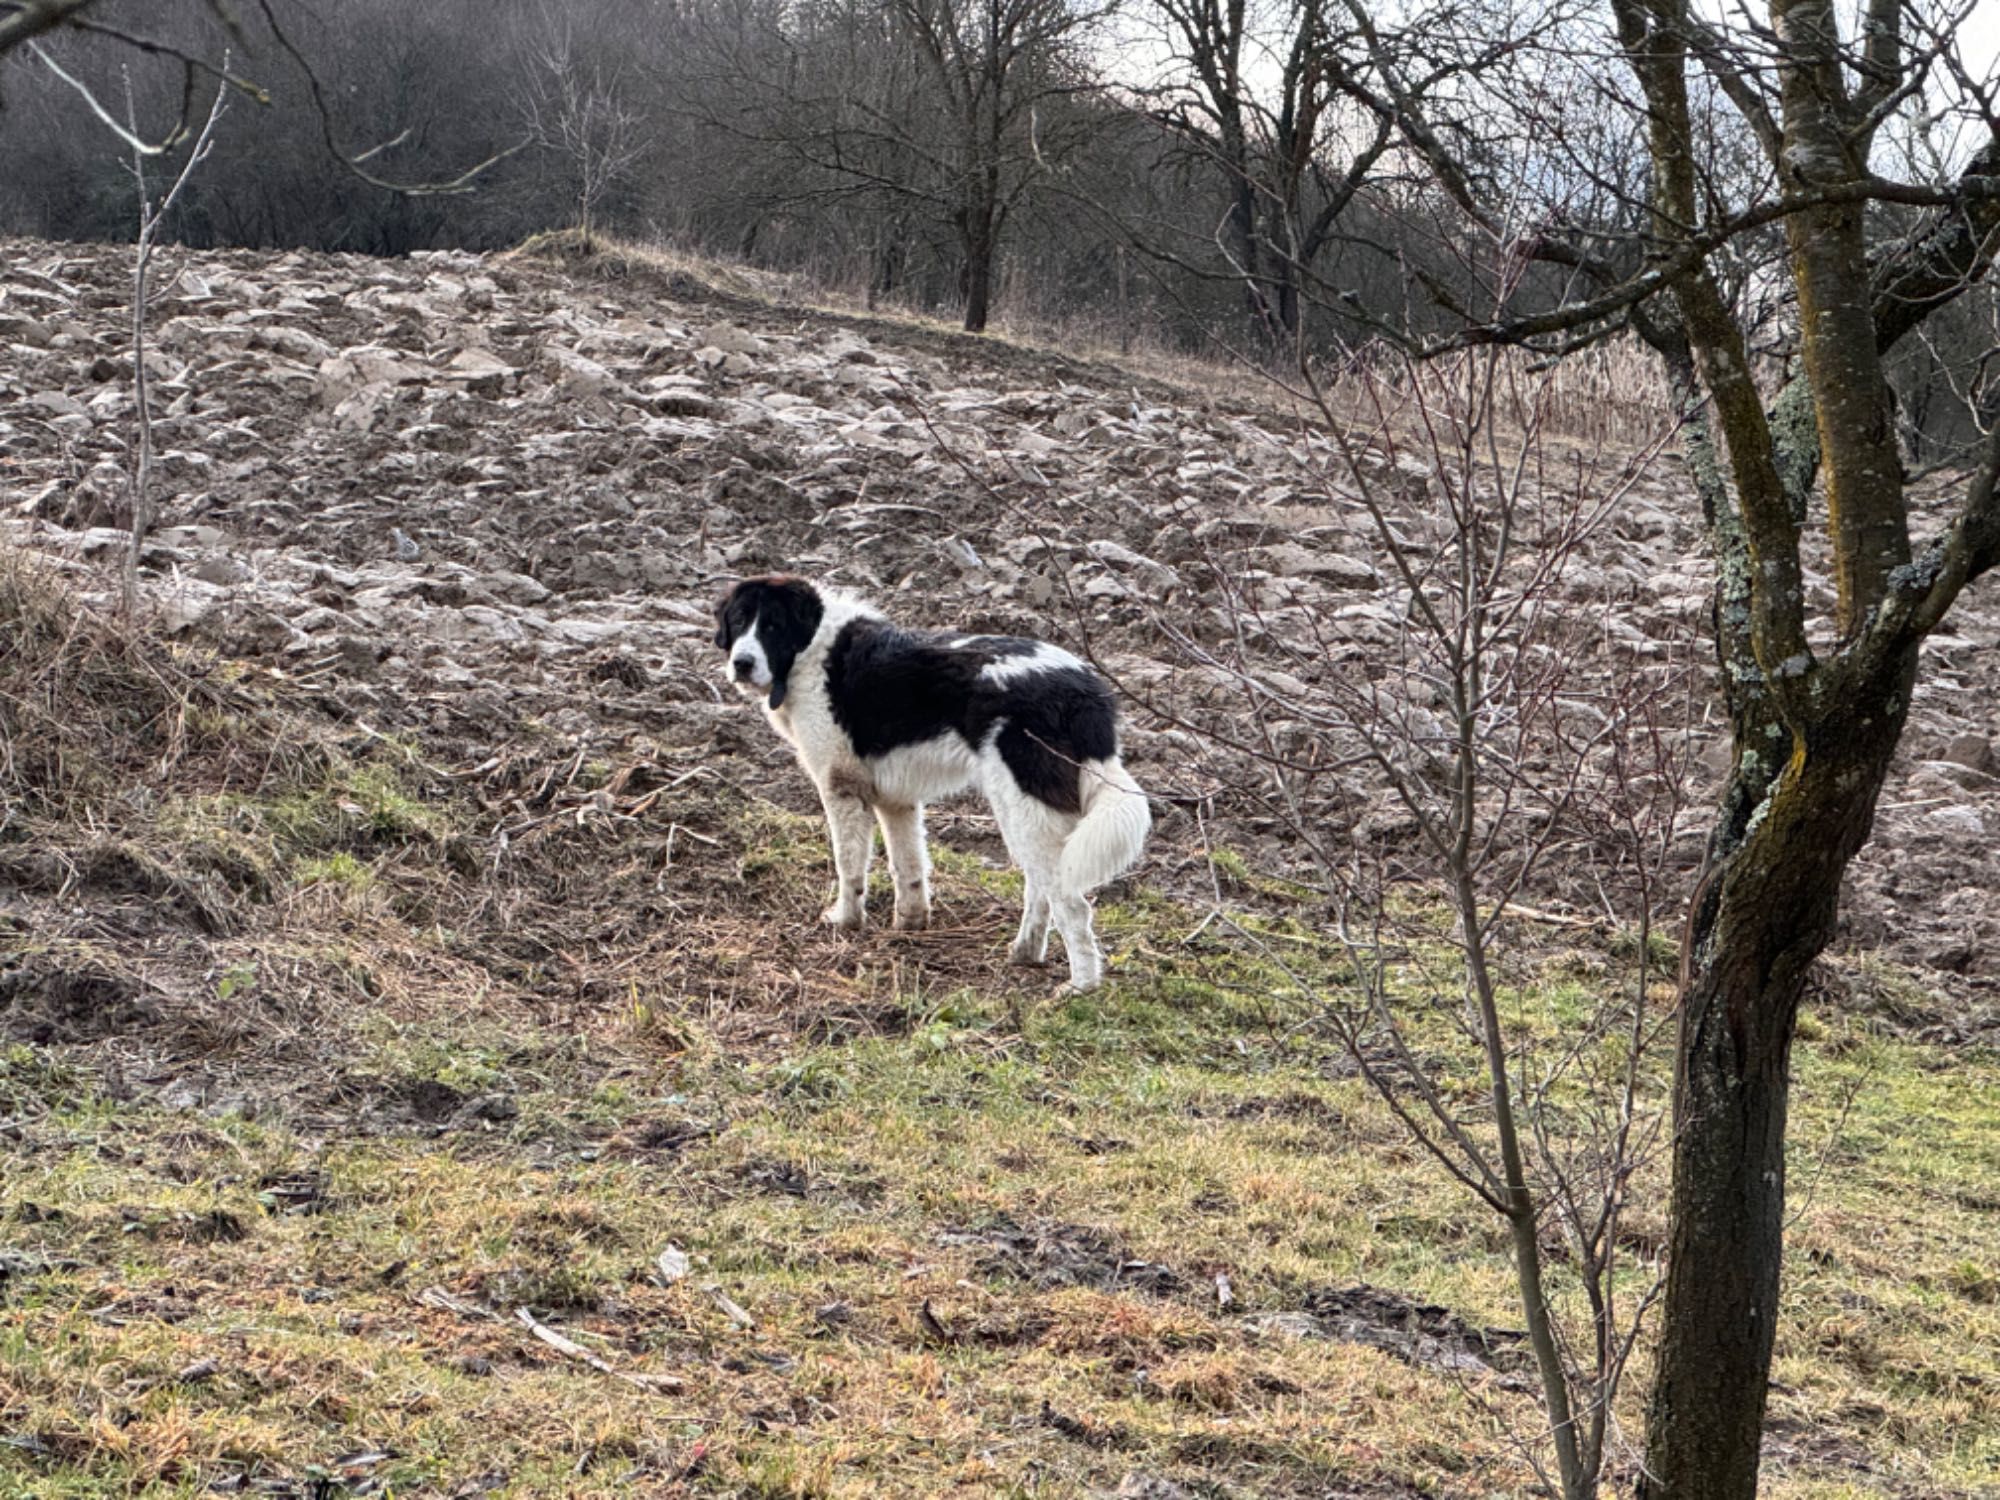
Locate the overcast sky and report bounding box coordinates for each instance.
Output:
[1116,0,2000,172]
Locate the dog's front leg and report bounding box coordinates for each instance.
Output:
[818,786,876,930]
[876,802,932,931]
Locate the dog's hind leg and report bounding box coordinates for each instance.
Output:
[983,746,1067,974]
[818,785,877,930]
[1048,889,1103,993]
[876,802,932,931]
[1008,870,1052,966]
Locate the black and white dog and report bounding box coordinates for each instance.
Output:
[713,575,1150,992]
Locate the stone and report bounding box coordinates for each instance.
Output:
[461,604,532,642]
[1258,540,1380,588]
[314,349,422,406]
[250,325,334,362]
[1940,733,1999,776]
[155,579,229,632]
[1926,806,1986,837]
[287,605,342,633]
[700,322,765,356]
[1085,538,1182,591]
[331,383,398,433]
[154,525,231,549]
[444,347,515,396]
[0,315,55,347]
[27,390,85,419]
[647,387,718,418]
[541,345,622,400]
[477,570,552,606]
[192,555,252,586]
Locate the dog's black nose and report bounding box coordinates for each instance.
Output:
[732,655,755,679]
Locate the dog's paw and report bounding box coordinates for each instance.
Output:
[821,905,865,931]
[1051,978,1100,999]
[1007,944,1049,967]
[893,908,931,932]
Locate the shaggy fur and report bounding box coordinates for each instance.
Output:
[714,575,1151,991]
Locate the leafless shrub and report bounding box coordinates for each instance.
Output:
[1308,338,1681,453]
[0,546,282,821]
[1125,342,1699,1496]
[116,60,226,614]
[517,6,645,246]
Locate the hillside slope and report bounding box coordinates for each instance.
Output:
[6,237,1997,981]
[2,238,1998,1498]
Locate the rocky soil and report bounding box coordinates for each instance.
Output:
[4,236,1997,995]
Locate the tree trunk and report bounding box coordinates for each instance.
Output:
[1273,254,1299,341]
[962,245,992,333]
[1639,656,1915,1500]
[1222,151,1271,342]
[1263,192,1301,340]
[872,224,906,310]
[1116,243,1131,354]
[960,205,996,333]
[1639,937,1797,1500]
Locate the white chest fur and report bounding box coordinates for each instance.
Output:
[767,664,978,810]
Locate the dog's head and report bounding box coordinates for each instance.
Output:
[713,575,825,710]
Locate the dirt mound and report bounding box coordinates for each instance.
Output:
[1239,1282,1531,1386]
[941,1216,1189,1297]
[0,551,310,819]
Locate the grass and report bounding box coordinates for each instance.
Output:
[4,830,1997,1497]
[3,560,1995,1497]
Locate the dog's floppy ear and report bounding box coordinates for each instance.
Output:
[755,577,824,711]
[712,582,742,650]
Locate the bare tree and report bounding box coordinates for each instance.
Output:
[1138,0,1400,342]
[1131,339,1693,1495]
[117,62,227,613]
[896,0,1084,330]
[0,0,219,59]
[5,0,518,200]
[1609,14,1997,1497]
[682,0,1107,331]
[518,6,646,245]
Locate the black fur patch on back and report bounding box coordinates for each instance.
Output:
[989,667,1117,815]
[823,621,1118,815]
[714,576,825,709]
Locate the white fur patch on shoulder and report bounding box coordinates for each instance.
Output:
[813,587,883,633]
[979,641,1086,684]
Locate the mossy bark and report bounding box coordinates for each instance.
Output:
[1638,653,1914,1499]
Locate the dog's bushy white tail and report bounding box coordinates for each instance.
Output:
[1058,756,1151,894]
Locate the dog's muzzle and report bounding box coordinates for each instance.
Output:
[732,654,757,682]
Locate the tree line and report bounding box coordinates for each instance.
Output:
[6,2,1988,447]
[0,0,1627,359]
